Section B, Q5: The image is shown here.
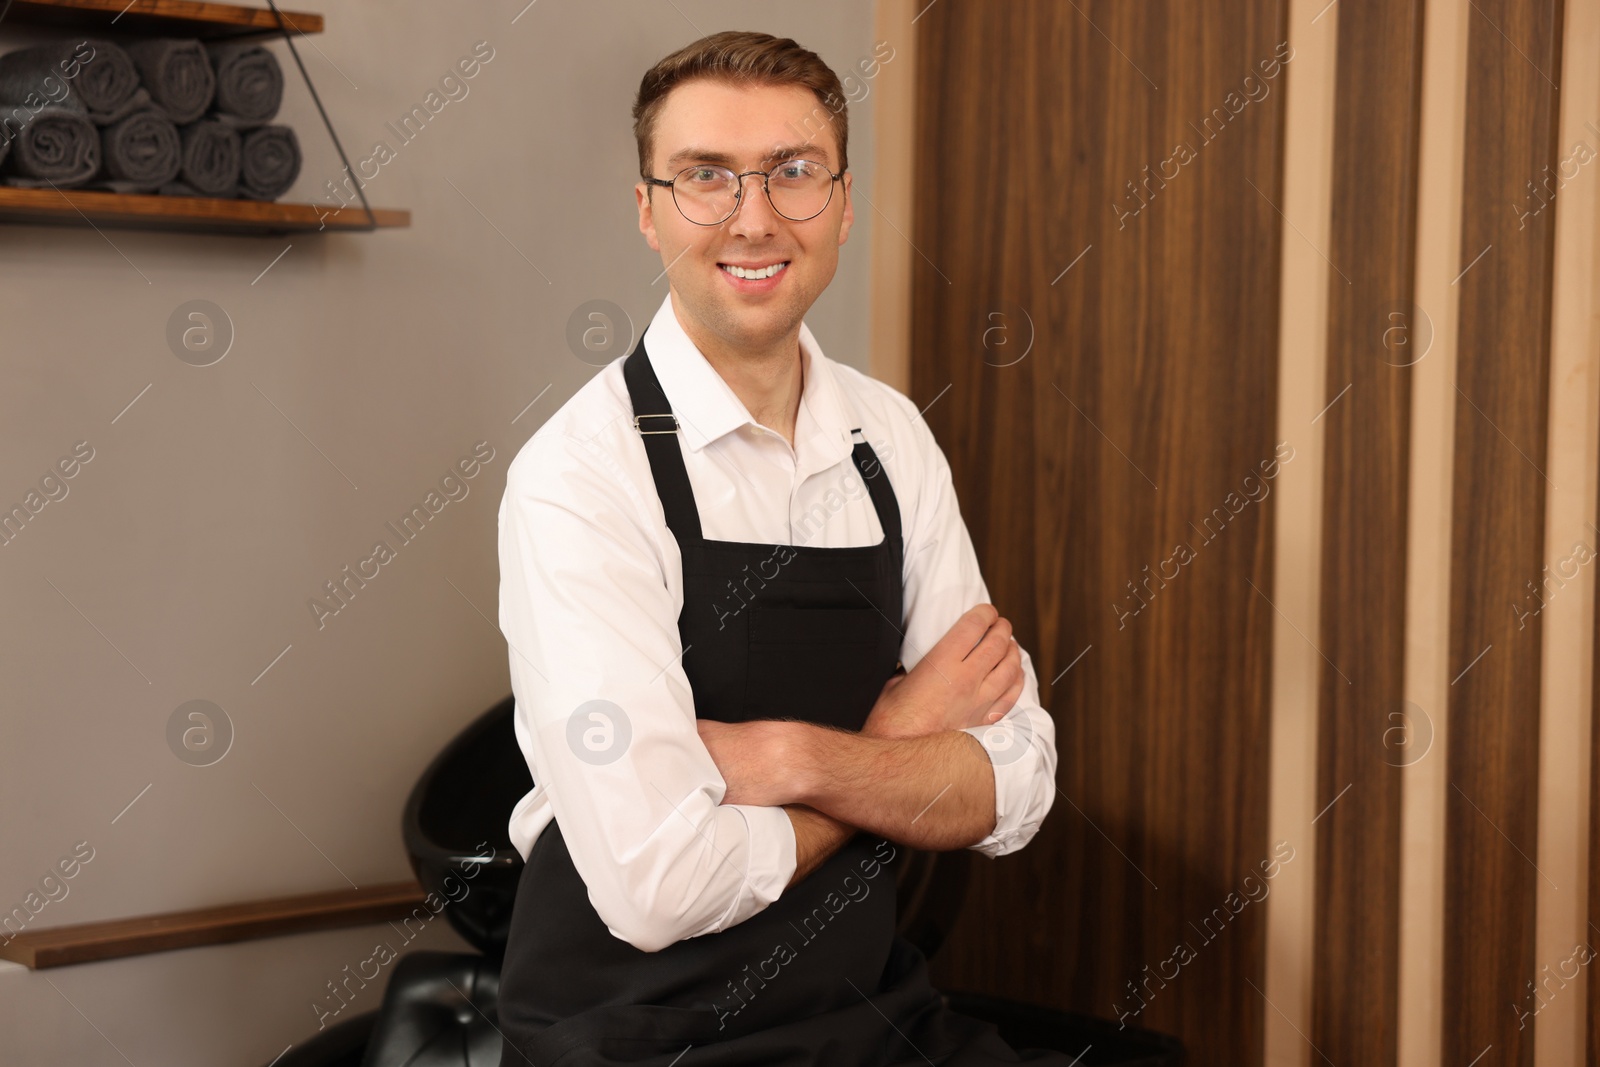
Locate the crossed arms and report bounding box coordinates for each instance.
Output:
[696,603,1027,885]
[498,420,1057,952]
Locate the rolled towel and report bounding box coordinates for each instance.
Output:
[0,40,146,124]
[124,38,215,125]
[0,102,99,186]
[89,85,155,127]
[237,124,298,200]
[159,180,234,198]
[91,107,180,191]
[158,119,238,197]
[204,41,282,128]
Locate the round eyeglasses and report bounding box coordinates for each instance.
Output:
[645,159,844,225]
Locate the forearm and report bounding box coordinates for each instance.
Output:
[782,804,857,887]
[787,724,997,850]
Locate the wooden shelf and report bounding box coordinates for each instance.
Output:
[0,186,409,234]
[0,2,410,235]
[0,880,427,969]
[0,0,322,39]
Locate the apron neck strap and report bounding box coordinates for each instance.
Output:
[624,330,903,553]
[624,331,705,544]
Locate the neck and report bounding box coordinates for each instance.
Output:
[676,299,804,447]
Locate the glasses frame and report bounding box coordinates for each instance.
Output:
[644,158,845,225]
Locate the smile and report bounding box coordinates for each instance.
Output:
[718,261,789,280]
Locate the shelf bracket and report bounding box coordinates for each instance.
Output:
[265,0,375,231]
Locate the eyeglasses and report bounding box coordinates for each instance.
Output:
[645,159,844,225]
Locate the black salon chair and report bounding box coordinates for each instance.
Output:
[267,697,1183,1067]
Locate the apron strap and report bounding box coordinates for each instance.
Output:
[623,331,705,544]
[849,431,902,549]
[623,329,904,554]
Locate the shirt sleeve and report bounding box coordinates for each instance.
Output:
[890,401,1059,857]
[497,427,798,952]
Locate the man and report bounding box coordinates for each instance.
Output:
[496,29,1063,1065]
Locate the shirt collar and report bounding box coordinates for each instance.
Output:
[643,293,855,472]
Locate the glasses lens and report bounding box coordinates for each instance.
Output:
[673,165,739,224]
[767,160,833,221]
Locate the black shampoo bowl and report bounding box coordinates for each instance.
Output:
[400,695,530,959]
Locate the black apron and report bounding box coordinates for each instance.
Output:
[497,331,1070,1066]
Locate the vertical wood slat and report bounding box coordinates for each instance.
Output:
[910,3,1287,1064]
[1592,522,1600,1063]
[1310,1,1426,1064]
[1444,0,1565,1063]
[1395,1,1472,1063]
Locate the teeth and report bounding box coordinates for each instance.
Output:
[721,261,787,280]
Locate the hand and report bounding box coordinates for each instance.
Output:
[695,718,795,807]
[862,604,1025,740]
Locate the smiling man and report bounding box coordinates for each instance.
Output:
[495,30,1065,1065]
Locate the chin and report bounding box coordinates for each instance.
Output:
[712,299,802,342]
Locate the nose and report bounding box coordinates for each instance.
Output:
[725,171,779,235]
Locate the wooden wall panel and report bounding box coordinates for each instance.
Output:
[1311,1,1425,1064]
[1592,531,1600,1062]
[1443,0,1564,1064]
[911,3,1287,1063]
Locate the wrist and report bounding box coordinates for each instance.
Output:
[779,720,860,807]
[861,717,927,741]
[774,720,820,806]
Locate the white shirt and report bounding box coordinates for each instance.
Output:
[497,294,1057,953]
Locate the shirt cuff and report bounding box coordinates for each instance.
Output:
[961,716,1047,857]
[715,802,798,928]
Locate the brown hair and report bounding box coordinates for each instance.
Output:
[632,30,849,182]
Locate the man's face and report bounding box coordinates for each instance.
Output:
[636,79,854,355]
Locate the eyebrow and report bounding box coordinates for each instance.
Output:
[663,143,829,170]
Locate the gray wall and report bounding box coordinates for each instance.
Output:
[0,2,880,1062]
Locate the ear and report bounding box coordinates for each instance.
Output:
[837,171,854,246]
[637,181,661,252]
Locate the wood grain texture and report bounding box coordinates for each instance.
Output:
[1,0,323,37]
[1589,413,1600,1066]
[0,188,408,235]
[911,3,1287,1063]
[0,881,426,969]
[1310,2,1425,1063]
[1443,0,1564,1062]
[1587,518,1600,1062]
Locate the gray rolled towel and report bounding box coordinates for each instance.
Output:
[124,38,215,125]
[204,41,282,128]
[157,119,238,197]
[0,102,99,186]
[159,180,236,198]
[0,40,147,124]
[237,124,298,200]
[90,107,180,191]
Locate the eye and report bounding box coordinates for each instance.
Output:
[684,167,726,185]
[770,160,822,186]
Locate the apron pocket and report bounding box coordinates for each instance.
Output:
[744,605,895,728]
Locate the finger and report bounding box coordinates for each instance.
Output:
[991,663,1025,717]
[965,615,1014,672]
[978,646,1024,706]
[995,638,1021,678]
[927,604,999,668]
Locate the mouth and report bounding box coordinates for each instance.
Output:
[717,259,790,291]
